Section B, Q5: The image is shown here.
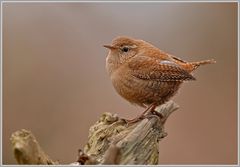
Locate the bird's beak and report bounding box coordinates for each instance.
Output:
[103,45,117,50]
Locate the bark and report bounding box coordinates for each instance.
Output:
[10,129,58,165]
[10,100,179,165]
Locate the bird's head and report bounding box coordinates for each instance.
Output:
[104,36,143,64]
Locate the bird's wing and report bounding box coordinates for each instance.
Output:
[170,54,188,63]
[128,56,195,81]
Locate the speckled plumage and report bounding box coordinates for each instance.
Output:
[104,36,215,109]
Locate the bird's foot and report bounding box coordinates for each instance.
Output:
[124,115,145,124]
[149,110,163,119]
[124,104,157,125]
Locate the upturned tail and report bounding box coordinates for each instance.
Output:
[186,59,216,72]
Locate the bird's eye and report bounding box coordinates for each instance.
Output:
[122,47,129,52]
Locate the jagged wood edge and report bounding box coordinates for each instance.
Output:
[10,129,58,165]
[84,100,179,165]
[10,100,179,165]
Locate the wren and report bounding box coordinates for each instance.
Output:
[104,36,216,123]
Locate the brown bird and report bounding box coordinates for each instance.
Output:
[104,36,216,123]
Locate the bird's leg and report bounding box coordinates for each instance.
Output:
[125,104,156,124]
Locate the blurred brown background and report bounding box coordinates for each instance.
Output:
[2,2,237,165]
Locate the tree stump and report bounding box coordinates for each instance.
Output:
[10,100,179,165]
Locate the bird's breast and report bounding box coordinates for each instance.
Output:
[110,67,143,105]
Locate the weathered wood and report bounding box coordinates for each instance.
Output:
[84,100,179,165]
[10,100,178,165]
[10,129,58,165]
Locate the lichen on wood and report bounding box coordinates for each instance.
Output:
[10,100,179,165]
[84,100,179,165]
[10,129,58,165]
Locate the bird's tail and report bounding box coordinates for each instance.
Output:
[186,59,216,72]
